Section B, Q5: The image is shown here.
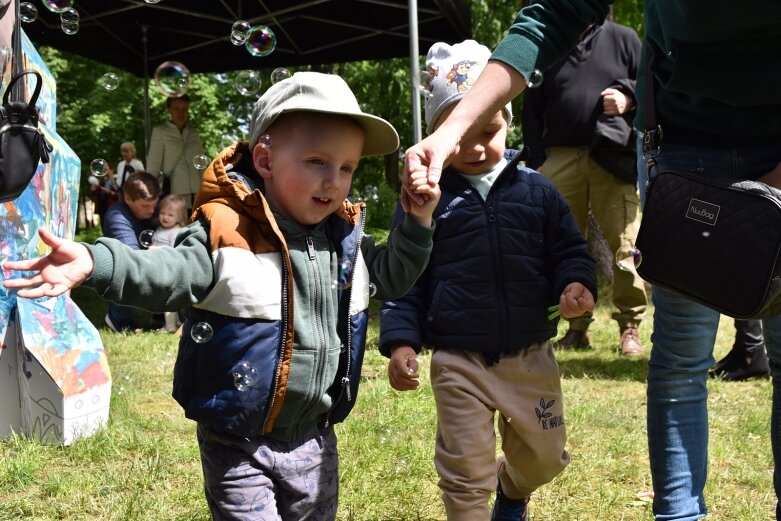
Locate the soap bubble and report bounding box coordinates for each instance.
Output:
[361,185,379,203]
[20,3,38,23]
[234,70,262,96]
[190,322,213,343]
[270,68,291,84]
[42,0,73,13]
[525,69,544,89]
[368,282,377,297]
[192,154,210,170]
[332,257,353,291]
[154,61,191,97]
[258,134,272,146]
[61,20,79,35]
[99,72,120,91]
[138,229,155,248]
[230,20,251,46]
[144,0,162,4]
[245,26,277,57]
[615,244,643,271]
[232,361,258,391]
[89,158,110,177]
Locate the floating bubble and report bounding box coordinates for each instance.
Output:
[270,67,291,84]
[615,244,643,271]
[234,70,262,96]
[368,282,377,297]
[361,185,379,203]
[99,72,120,91]
[230,20,252,46]
[144,0,162,4]
[258,134,272,146]
[89,158,109,177]
[190,322,213,343]
[61,20,79,35]
[138,229,155,248]
[42,0,73,13]
[192,154,209,170]
[154,61,191,97]
[245,26,277,57]
[20,3,38,23]
[525,69,544,89]
[394,459,407,474]
[332,257,353,291]
[232,361,258,391]
[60,7,78,23]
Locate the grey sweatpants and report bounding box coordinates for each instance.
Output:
[197,424,339,521]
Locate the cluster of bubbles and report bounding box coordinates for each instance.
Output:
[615,243,643,272]
[231,22,277,58]
[20,2,79,33]
[138,229,155,248]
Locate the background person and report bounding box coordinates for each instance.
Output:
[146,94,205,210]
[521,18,646,356]
[115,141,144,189]
[402,2,781,519]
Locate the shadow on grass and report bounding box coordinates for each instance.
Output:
[558,352,649,382]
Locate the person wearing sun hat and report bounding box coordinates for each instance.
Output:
[379,40,596,521]
[2,71,440,519]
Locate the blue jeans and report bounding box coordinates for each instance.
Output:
[637,137,781,520]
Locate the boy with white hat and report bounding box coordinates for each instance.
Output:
[4,72,440,520]
[380,40,597,521]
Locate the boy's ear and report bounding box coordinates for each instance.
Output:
[252,143,272,180]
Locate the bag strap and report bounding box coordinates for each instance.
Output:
[641,44,662,160]
[2,69,42,106]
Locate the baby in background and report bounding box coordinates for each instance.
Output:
[151,193,188,332]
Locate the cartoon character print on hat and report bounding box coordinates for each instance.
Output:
[447,60,480,93]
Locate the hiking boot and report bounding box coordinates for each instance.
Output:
[491,483,528,521]
[710,346,770,381]
[554,329,591,349]
[619,326,643,356]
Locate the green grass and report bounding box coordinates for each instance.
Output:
[0,295,775,520]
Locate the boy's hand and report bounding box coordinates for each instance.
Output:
[401,126,461,212]
[559,283,595,319]
[388,345,420,391]
[404,168,441,228]
[2,228,94,299]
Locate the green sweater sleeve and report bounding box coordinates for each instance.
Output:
[361,214,434,301]
[84,219,215,311]
[491,0,612,82]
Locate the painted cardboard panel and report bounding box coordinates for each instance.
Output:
[20,30,57,131]
[16,295,111,445]
[0,306,21,439]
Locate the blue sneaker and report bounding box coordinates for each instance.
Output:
[490,483,528,521]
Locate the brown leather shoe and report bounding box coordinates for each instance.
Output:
[554,329,591,349]
[620,327,643,356]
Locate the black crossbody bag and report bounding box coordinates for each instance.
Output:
[634,49,781,319]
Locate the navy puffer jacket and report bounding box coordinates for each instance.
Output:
[379,150,597,358]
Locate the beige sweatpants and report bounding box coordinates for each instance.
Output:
[431,343,569,521]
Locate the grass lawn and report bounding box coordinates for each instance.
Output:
[0,288,775,520]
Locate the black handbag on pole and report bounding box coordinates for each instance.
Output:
[0,70,52,203]
[634,46,781,319]
[0,0,52,204]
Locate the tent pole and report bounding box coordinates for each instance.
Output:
[142,25,151,155]
[408,0,421,144]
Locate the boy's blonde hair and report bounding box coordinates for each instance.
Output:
[159,194,188,226]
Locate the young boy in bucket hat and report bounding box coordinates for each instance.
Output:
[379,40,597,521]
[3,71,440,520]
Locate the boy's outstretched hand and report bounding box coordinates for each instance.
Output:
[3,228,94,299]
[559,282,595,319]
[388,345,420,391]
